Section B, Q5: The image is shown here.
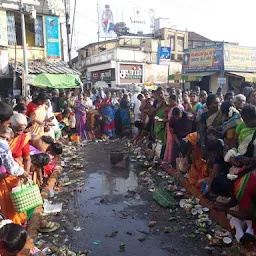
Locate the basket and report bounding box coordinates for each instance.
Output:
[10,181,43,213]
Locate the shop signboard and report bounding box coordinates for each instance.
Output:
[157,46,171,65]
[0,49,9,74]
[91,69,115,83]
[119,64,143,84]
[45,16,61,59]
[183,45,222,72]
[224,44,256,72]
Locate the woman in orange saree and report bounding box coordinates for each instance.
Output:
[0,104,28,226]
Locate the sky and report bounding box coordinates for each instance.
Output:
[67,0,256,57]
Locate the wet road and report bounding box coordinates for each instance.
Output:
[47,141,220,256]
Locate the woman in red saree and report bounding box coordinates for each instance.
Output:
[10,113,31,173]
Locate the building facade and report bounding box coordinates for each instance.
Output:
[76,36,183,89]
[0,0,64,96]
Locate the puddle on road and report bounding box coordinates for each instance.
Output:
[85,167,138,197]
[86,169,138,197]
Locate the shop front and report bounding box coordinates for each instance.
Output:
[91,69,115,87]
[181,44,223,92]
[224,44,256,91]
[181,43,256,93]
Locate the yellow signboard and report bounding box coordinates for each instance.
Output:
[183,45,222,72]
[224,44,256,72]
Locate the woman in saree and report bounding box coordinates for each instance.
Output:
[200,94,222,160]
[186,91,202,116]
[58,91,72,111]
[221,101,242,149]
[0,102,29,226]
[180,132,208,186]
[226,105,256,166]
[10,113,31,173]
[154,91,168,159]
[101,92,116,138]
[211,165,256,243]
[0,217,27,256]
[74,93,87,140]
[119,94,131,134]
[164,95,184,163]
[26,92,48,137]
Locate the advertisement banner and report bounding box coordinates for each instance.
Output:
[157,46,171,65]
[91,69,115,83]
[119,64,143,84]
[0,10,8,46]
[45,16,60,59]
[224,44,256,72]
[183,45,222,72]
[0,49,9,74]
[98,2,117,38]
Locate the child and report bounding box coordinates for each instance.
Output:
[201,139,230,197]
[30,153,51,185]
[44,142,63,177]
[0,216,27,255]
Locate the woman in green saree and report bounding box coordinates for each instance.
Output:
[153,91,169,159]
[200,94,222,160]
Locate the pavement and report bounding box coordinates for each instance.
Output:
[22,139,241,256]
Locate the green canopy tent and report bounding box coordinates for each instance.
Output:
[33,74,81,89]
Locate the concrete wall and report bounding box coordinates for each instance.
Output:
[8,46,45,61]
[210,73,228,93]
[145,62,182,84]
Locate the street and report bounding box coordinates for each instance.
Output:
[37,140,229,256]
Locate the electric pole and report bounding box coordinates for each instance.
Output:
[64,0,72,67]
[20,0,29,96]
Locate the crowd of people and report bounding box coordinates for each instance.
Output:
[0,84,256,254]
[132,85,256,244]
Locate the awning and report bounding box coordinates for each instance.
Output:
[228,72,256,82]
[169,72,217,82]
[33,74,81,89]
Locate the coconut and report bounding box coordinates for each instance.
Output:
[223,237,232,245]
[179,200,186,208]
[191,208,198,215]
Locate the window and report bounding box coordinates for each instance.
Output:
[177,54,183,61]
[6,12,16,45]
[177,36,184,52]
[35,16,44,47]
[6,12,43,47]
[169,36,175,51]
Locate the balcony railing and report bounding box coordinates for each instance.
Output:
[79,48,158,69]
